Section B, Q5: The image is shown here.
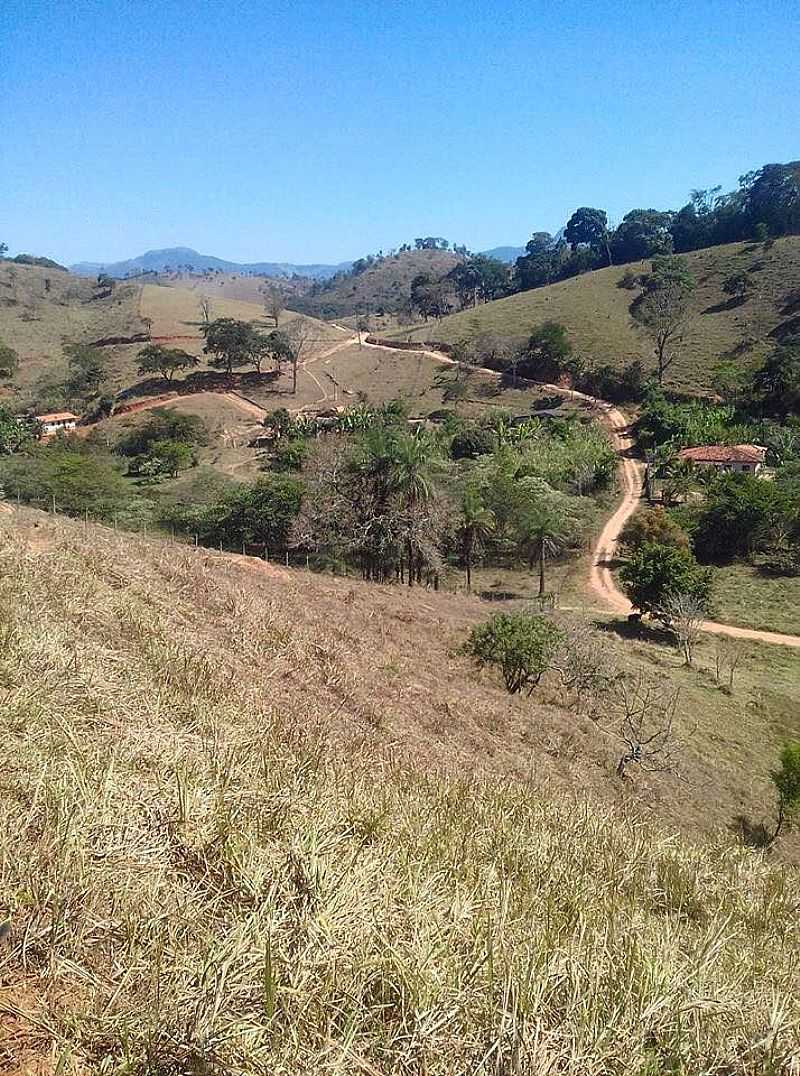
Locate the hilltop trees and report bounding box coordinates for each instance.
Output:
[202,318,255,376]
[565,207,612,266]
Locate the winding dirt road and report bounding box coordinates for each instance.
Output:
[361,336,800,649]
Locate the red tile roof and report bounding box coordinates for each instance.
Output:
[36,412,78,423]
[678,444,766,464]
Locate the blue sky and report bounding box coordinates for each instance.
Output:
[3,0,797,266]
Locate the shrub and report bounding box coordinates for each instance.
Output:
[115,409,209,457]
[465,612,564,695]
[619,508,690,554]
[770,742,800,843]
[450,425,497,460]
[271,437,309,472]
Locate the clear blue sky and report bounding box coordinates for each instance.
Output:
[3,0,797,266]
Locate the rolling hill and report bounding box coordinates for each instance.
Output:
[394,236,800,393]
[1,506,799,1072]
[288,247,463,319]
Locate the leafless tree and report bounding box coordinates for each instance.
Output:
[615,676,685,779]
[141,316,153,339]
[713,639,744,692]
[264,286,284,327]
[199,296,212,326]
[285,318,314,394]
[658,592,705,666]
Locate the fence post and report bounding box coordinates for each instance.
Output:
[285,551,289,567]
[242,541,246,556]
[51,494,56,514]
[219,538,223,553]
[194,534,199,548]
[306,553,310,569]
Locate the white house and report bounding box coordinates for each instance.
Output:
[36,411,79,436]
[677,444,767,475]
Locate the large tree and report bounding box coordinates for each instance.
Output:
[565,207,612,266]
[619,542,712,615]
[457,486,495,592]
[137,343,199,382]
[0,340,19,381]
[611,210,673,263]
[202,318,255,376]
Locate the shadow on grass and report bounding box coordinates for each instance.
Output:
[702,296,746,315]
[478,589,526,602]
[729,814,772,849]
[593,617,674,647]
[117,369,281,403]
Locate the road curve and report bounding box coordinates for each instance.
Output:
[361,336,800,648]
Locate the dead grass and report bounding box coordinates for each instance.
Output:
[0,509,799,1072]
[395,237,800,393]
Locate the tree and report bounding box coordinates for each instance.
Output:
[619,542,713,615]
[692,473,793,563]
[521,321,575,383]
[64,343,107,402]
[615,677,683,779]
[284,318,314,394]
[751,341,800,420]
[144,439,194,478]
[264,287,284,326]
[565,207,612,265]
[465,612,564,695]
[516,489,575,596]
[202,318,254,376]
[658,592,705,666]
[390,431,438,586]
[631,256,695,384]
[769,742,800,844]
[611,210,673,263]
[456,486,495,592]
[619,507,690,553]
[742,161,800,238]
[0,243,7,258]
[137,343,199,382]
[0,407,37,454]
[199,296,212,325]
[0,340,19,381]
[115,408,209,457]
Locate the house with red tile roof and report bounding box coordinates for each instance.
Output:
[677,443,767,474]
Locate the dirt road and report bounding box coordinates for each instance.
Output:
[362,336,800,648]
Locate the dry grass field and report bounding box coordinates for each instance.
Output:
[0,508,799,1072]
[712,564,800,637]
[394,236,800,393]
[0,262,145,403]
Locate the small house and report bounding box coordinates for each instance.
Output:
[36,411,79,437]
[677,444,767,475]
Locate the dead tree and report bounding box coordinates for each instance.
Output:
[658,592,705,667]
[615,676,684,779]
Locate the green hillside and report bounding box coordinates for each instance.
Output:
[394,237,800,393]
[290,247,461,319]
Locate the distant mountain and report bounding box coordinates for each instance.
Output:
[480,246,525,263]
[69,246,352,281]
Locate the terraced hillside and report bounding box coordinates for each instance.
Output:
[395,237,800,393]
[0,508,799,1072]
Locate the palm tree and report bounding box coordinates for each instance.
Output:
[517,491,574,597]
[390,432,438,586]
[457,487,495,592]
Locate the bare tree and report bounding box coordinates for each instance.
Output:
[658,592,705,666]
[264,286,284,327]
[713,639,744,692]
[199,296,212,326]
[632,281,693,384]
[285,318,314,395]
[615,676,684,779]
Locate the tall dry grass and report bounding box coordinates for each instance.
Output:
[0,519,798,1074]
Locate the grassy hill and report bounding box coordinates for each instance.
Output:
[289,248,462,320]
[1,508,799,1071]
[0,261,145,404]
[394,237,800,393]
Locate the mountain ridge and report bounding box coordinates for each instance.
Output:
[69,243,525,280]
